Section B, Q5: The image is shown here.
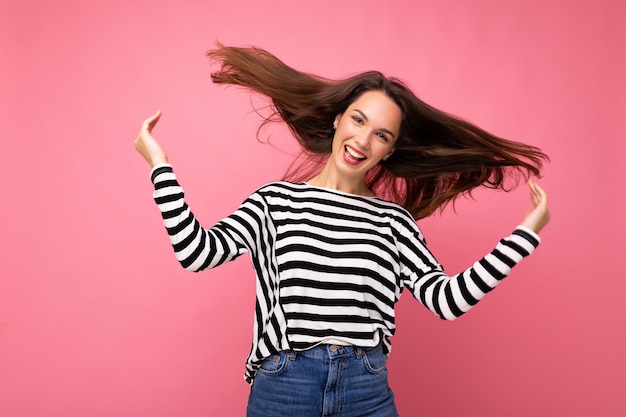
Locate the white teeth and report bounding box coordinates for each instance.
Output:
[345,146,365,159]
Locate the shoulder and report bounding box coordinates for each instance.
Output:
[366,196,427,242]
[238,181,307,211]
[250,181,308,203]
[254,181,302,194]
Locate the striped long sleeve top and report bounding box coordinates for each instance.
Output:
[150,164,540,383]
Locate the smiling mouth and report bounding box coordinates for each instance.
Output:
[345,146,366,161]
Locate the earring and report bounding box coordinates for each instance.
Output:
[382,155,390,161]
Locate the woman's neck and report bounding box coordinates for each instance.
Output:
[307,165,374,197]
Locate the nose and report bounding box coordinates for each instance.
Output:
[354,130,371,149]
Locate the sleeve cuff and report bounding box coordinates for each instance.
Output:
[514,225,541,247]
[149,163,173,183]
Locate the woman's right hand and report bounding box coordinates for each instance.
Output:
[134,110,169,167]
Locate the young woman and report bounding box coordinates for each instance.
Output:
[134,44,550,417]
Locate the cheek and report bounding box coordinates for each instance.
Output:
[331,134,344,155]
[373,142,393,157]
[338,121,356,136]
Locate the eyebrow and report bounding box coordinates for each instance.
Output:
[354,109,396,139]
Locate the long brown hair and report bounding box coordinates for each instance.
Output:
[207,43,548,219]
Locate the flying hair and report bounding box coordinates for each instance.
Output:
[206,42,549,219]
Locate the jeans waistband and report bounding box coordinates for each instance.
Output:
[296,342,383,359]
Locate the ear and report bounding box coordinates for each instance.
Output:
[333,114,342,129]
[382,150,394,161]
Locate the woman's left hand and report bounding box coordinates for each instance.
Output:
[520,179,551,234]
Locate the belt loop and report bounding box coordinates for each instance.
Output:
[356,347,365,359]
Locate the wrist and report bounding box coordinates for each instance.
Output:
[150,155,169,167]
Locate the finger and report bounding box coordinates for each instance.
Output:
[146,111,162,132]
[529,179,547,207]
[531,179,547,195]
[533,182,548,206]
[142,110,162,133]
[528,180,540,207]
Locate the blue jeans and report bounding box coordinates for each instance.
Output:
[246,343,399,417]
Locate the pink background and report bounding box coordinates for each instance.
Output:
[1,0,624,416]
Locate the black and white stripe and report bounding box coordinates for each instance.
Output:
[151,164,540,383]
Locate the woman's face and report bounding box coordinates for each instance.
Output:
[331,90,401,181]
